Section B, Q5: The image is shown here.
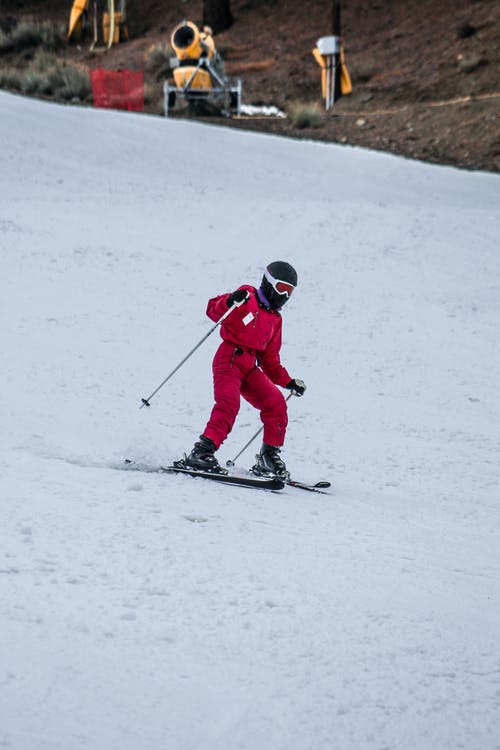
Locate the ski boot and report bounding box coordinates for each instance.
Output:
[252,443,290,480]
[183,435,227,474]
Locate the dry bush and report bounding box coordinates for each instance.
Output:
[21,70,44,94]
[0,65,22,90]
[32,48,58,72]
[0,20,65,55]
[0,29,10,53]
[289,102,324,129]
[35,48,91,100]
[0,46,91,102]
[50,64,92,101]
[144,43,174,81]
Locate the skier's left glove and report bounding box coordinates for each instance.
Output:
[286,378,306,397]
[227,289,250,307]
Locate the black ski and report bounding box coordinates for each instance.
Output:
[123,460,284,491]
[161,464,285,490]
[124,460,329,493]
[286,479,332,495]
[164,466,330,494]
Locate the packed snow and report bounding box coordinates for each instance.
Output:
[1,90,499,750]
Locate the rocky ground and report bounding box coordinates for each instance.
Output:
[1,0,499,172]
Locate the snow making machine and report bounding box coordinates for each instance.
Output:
[67,0,128,50]
[164,21,242,117]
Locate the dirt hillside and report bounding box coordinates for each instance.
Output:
[1,0,499,172]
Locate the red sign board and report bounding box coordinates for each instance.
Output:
[91,68,144,112]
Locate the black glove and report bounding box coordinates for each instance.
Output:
[286,378,306,397]
[227,289,250,307]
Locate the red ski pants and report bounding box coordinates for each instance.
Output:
[203,341,288,449]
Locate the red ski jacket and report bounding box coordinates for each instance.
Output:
[206,285,292,388]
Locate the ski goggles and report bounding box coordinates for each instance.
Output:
[264,268,296,298]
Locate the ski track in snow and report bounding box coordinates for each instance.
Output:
[1,92,499,750]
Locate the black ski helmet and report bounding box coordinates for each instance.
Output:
[260,261,298,310]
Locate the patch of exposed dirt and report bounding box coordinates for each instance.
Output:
[2,0,499,171]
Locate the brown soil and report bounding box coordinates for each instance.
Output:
[2,0,499,172]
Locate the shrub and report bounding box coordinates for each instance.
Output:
[0,54,91,102]
[21,70,44,94]
[289,102,323,130]
[0,20,65,56]
[35,63,91,101]
[145,43,173,81]
[32,48,58,72]
[0,16,18,35]
[57,65,92,101]
[0,65,22,90]
[0,28,14,54]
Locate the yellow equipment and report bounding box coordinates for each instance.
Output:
[103,10,127,45]
[67,0,89,41]
[313,35,352,109]
[68,0,128,49]
[164,21,241,117]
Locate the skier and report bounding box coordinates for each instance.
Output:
[182,261,306,478]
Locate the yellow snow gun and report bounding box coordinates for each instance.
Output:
[313,1,352,110]
[164,21,241,117]
[313,36,352,110]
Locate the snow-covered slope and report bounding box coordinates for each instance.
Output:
[1,91,499,750]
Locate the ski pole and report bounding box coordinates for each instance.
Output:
[140,299,245,408]
[226,392,294,467]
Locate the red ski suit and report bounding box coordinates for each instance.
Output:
[203,286,292,449]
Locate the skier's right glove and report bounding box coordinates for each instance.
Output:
[227,289,250,307]
[286,378,307,397]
